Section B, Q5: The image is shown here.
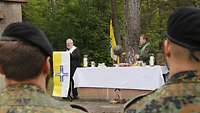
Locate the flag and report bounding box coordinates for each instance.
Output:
[110,20,119,63]
[52,51,70,97]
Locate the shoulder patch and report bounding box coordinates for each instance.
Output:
[124,89,157,110]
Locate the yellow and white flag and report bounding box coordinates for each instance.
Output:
[110,20,119,63]
[52,51,70,97]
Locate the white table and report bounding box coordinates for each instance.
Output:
[74,66,166,90]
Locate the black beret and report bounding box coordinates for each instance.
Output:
[167,7,200,50]
[1,22,53,56]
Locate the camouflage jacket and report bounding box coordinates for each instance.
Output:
[124,71,200,113]
[0,84,84,113]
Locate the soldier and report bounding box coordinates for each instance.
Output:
[124,7,200,113]
[0,22,87,113]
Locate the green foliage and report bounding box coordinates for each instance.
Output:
[23,0,112,66]
[140,0,200,53]
[23,0,200,64]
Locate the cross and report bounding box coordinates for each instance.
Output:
[55,65,69,82]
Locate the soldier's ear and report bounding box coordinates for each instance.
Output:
[42,57,50,75]
[164,40,171,58]
[0,65,5,75]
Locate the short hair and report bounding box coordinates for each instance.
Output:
[0,38,45,81]
[0,22,52,81]
[169,40,200,62]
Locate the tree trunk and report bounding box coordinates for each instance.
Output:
[111,0,121,46]
[124,0,140,64]
[0,0,25,34]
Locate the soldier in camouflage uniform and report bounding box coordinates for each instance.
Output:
[124,7,200,113]
[0,22,86,113]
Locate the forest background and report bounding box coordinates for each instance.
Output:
[23,0,200,66]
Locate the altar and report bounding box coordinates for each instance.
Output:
[74,66,166,100]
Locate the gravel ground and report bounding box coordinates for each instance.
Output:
[62,99,125,113]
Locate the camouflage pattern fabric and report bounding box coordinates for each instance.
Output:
[124,71,200,113]
[0,84,84,113]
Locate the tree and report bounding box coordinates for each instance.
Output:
[23,0,200,66]
[23,0,113,66]
[111,0,121,46]
[124,0,140,64]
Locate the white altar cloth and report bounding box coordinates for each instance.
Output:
[74,66,165,90]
